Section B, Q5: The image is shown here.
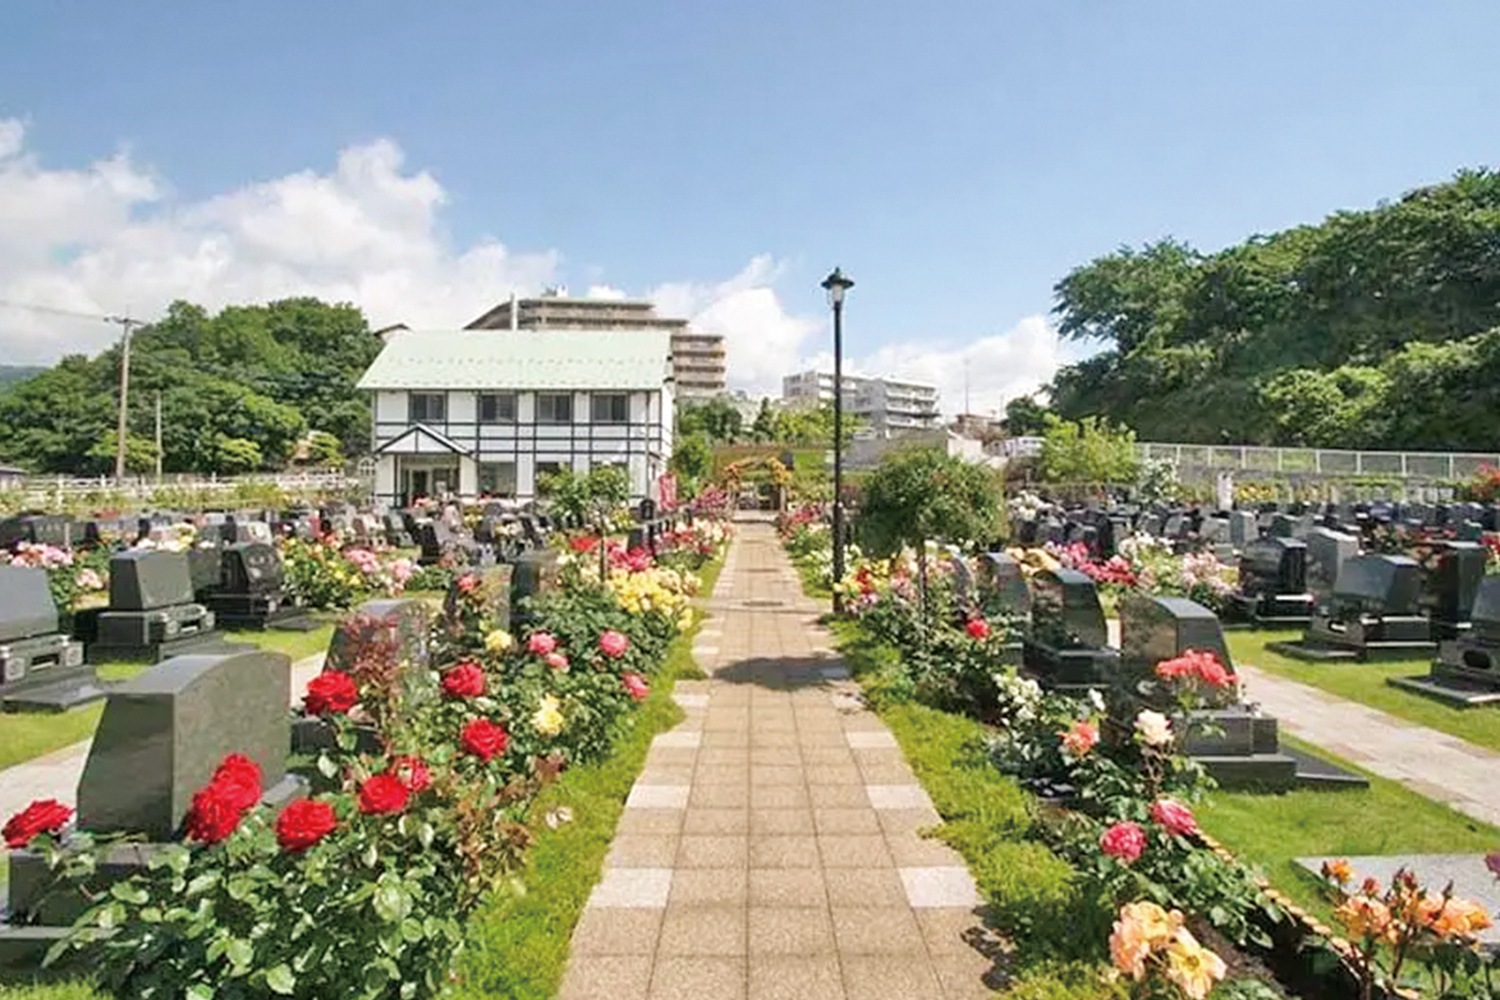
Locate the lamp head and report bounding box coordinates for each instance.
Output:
[821,267,854,307]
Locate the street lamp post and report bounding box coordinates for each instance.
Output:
[821,267,854,612]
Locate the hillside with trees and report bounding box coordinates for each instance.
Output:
[1048,168,1500,451]
[0,298,383,475]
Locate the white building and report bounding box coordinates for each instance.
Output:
[358,329,674,507]
[781,370,941,437]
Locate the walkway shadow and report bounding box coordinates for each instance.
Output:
[708,655,851,692]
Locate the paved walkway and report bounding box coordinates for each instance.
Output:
[1236,665,1500,829]
[0,653,325,826]
[558,520,998,1000]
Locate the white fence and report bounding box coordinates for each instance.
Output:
[0,470,364,510]
[1138,443,1500,481]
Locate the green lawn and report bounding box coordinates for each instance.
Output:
[1229,629,1500,753]
[223,621,335,663]
[1197,734,1500,923]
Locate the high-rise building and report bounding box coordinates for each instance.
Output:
[780,370,941,437]
[466,290,727,399]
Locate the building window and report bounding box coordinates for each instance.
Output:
[478,393,516,424]
[537,393,574,424]
[408,392,446,423]
[478,461,517,496]
[591,393,629,424]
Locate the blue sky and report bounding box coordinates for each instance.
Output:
[2,1,1499,410]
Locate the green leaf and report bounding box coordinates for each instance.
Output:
[266,963,296,995]
[186,985,216,1000]
[317,753,339,779]
[372,879,413,923]
[362,842,379,868]
[418,822,435,849]
[399,917,424,943]
[225,937,254,971]
[111,881,150,905]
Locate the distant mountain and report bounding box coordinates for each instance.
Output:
[0,366,45,393]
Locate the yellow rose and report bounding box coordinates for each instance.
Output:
[532,695,565,737]
[485,629,514,654]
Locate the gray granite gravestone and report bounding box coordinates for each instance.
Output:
[76,648,292,840]
[0,565,95,712]
[945,546,974,604]
[1304,526,1360,608]
[979,552,1032,617]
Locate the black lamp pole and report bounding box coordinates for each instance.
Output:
[821,267,854,612]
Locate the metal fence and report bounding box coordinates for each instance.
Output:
[1138,443,1500,481]
[0,470,364,510]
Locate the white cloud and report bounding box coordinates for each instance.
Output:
[800,314,1066,418]
[0,120,1070,407]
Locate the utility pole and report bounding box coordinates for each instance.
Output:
[108,315,139,484]
[154,390,163,482]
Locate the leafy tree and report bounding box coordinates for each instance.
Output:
[305,431,345,468]
[84,432,159,476]
[677,397,743,443]
[1003,395,1051,436]
[1038,415,1140,485]
[750,398,777,442]
[857,447,1001,611]
[669,434,713,493]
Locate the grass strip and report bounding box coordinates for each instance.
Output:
[1229,629,1500,754]
[1197,732,1500,925]
[453,554,722,1000]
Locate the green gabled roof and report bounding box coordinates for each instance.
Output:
[357,329,673,391]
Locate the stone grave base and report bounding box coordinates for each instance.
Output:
[2,662,105,714]
[0,775,307,971]
[1021,640,1119,689]
[1387,673,1500,708]
[1279,744,1369,789]
[1267,637,1437,663]
[88,631,254,665]
[204,592,314,631]
[1194,752,1298,791]
[1227,592,1314,629]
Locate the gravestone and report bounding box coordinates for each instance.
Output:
[1304,527,1360,608]
[1228,511,1257,548]
[0,514,74,551]
[1268,514,1296,539]
[0,566,95,711]
[1274,554,1434,661]
[205,542,305,629]
[186,544,223,601]
[3,649,302,954]
[87,551,229,662]
[384,512,413,547]
[1227,537,1314,626]
[512,548,562,622]
[979,552,1032,618]
[1417,541,1487,642]
[1118,593,1297,791]
[1392,577,1500,706]
[946,546,974,604]
[1022,568,1118,688]
[76,648,293,839]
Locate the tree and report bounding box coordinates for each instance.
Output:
[305,431,345,468]
[669,434,713,493]
[857,447,1001,612]
[84,432,159,476]
[750,398,777,442]
[677,397,743,443]
[1003,395,1051,436]
[1038,415,1140,485]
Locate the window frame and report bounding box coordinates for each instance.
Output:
[408,392,446,423]
[478,392,517,425]
[590,392,630,425]
[536,393,574,425]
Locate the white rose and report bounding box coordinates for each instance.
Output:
[1134,710,1174,748]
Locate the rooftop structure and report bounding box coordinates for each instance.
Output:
[781,370,941,437]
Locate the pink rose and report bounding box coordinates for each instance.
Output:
[544,652,570,671]
[1100,821,1147,864]
[1149,799,1199,838]
[622,672,649,702]
[599,630,630,658]
[1060,720,1099,758]
[965,618,991,640]
[527,632,558,656]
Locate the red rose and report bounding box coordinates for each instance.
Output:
[210,754,263,813]
[357,774,410,815]
[183,784,244,844]
[390,755,432,793]
[544,652,570,671]
[305,670,359,715]
[1150,799,1199,837]
[461,718,510,762]
[622,672,650,702]
[965,618,991,640]
[441,661,487,699]
[1100,821,1147,864]
[527,632,558,656]
[599,630,630,658]
[275,798,337,852]
[3,799,73,849]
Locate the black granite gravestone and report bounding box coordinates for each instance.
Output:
[1392,576,1500,706]
[1118,593,1297,790]
[1275,554,1434,661]
[0,566,95,712]
[1304,527,1360,608]
[1227,537,1314,626]
[89,551,226,662]
[512,548,561,622]
[205,542,304,629]
[1417,541,1487,641]
[1022,568,1118,688]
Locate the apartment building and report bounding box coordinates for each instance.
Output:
[466,290,727,399]
[780,370,941,437]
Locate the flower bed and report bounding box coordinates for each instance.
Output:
[7,529,726,999]
[784,527,1497,1000]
